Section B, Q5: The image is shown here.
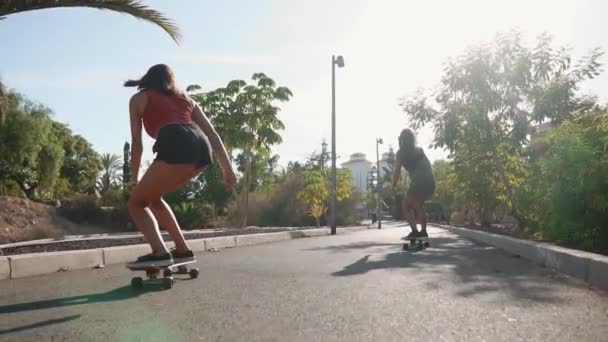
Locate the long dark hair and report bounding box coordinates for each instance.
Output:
[124,64,177,95]
[399,128,416,152]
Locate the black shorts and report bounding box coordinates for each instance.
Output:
[152,123,212,168]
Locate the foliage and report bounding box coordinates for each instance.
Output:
[0,0,181,43]
[122,142,131,187]
[518,107,608,253]
[200,163,234,217]
[401,31,603,226]
[235,151,280,192]
[0,92,101,200]
[171,201,213,230]
[97,153,121,194]
[59,132,101,195]
[297,170,329,227]
[297,168,352,226]
[190,74,292,227]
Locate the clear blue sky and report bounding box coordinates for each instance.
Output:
[2,0,608,168]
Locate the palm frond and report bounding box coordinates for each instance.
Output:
[0,0,181,43]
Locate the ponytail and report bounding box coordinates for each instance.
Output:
[123,64,177,95]
[124,79,142,88]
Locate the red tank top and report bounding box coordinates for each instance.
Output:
[141,89,194,139]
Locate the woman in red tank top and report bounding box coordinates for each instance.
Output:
[124,64,236,268]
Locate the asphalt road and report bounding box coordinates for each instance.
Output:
[0,224,607,342]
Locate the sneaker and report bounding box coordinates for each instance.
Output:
[127,253,173,268]
[405,230,419,239]
[417,230,429,239]
[170,248,196,263]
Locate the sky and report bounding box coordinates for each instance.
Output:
[2,0,608,168]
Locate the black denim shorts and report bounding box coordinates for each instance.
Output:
[152,123,212,168]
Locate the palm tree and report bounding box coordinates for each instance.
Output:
[0,0,181,122]
[0,0,181,42]
[97,153,121,193]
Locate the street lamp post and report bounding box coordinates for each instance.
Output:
[330,55,344,235]
[376,138,383,229]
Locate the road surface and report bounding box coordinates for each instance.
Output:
[0,224,606,341]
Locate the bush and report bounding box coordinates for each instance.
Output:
[227,174,313,227]
[59,195,101,224]
[59,194,131,230]
[226,173,362,228]
[172,201,213,230]
[519,109,608,253]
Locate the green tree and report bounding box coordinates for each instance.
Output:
[200,164,234,217]
[297,170,329,227]
[97,153,121,194]
[235,151,280,192]
[297,169,353,227]
[0,92,57,198]
[233,74,292,227]
[431,160,454,210]
[401,31,603,227]
[122,141,131,188]
[190,74,292,227]
[519,107,608,252]
[59,134,101,195]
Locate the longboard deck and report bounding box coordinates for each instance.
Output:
[126,259,196,272]
[127,260,199,290]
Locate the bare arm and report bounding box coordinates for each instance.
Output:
[129,93,145,185]
[190,101,234,178]
[392,152,402,190]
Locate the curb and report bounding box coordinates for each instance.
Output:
[3,226,367,279]
[0,257,9,280]
[435,224,608,290]
[9,249,103,279]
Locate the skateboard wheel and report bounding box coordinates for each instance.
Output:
[131,277,144,290]
[163,269,173,278]
[424,242,430,248]
[162,277,174,290]
[189,268,199,279]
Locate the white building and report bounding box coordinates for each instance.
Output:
[341,148,398,194]
[341,153,372,194]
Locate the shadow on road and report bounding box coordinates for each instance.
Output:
[0,315,81,335]
[313,236,579,304]
[0,285,162,314]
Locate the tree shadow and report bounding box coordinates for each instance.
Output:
[316,236,579,303]
[0,315,81,335]
[0,285,163,314]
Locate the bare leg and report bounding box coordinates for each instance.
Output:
[128,161,201,255]
[149,198,189,252]
[402,193,418,233]
[149,166,205,253]
[127,201,167,255]
[413,200,427,233]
